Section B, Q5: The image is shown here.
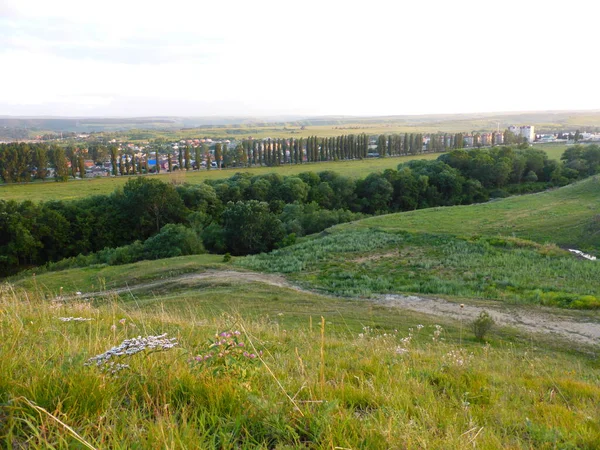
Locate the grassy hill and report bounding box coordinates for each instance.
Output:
[336,175,600,252]
[2,266,600,448]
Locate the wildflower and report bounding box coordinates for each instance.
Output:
[416,324,424,330]
[76,291,82,296]
[395,346,409,355]
[85,333,178,371]
[119,318,126,325]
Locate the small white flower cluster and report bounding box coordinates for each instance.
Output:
[58,317,94,322]
[105,362,131,374]
[85,333,178,371]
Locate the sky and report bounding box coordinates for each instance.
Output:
[1,0,599,117]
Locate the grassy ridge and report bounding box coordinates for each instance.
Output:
[1,281,599,449]
[336,176,600,251]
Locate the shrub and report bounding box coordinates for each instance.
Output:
[143,224,205,260]
[472,311,494,340]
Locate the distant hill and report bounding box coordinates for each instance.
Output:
[1,109,600,134]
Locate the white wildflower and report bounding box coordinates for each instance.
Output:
[85,333,178,371]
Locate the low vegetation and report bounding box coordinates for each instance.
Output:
[1,279,599,449]
[239,230,600,309]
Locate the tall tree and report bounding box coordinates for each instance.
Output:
[185,145,191,170]
[214,143,222,169]
[109,145,119,176]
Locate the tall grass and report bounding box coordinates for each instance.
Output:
[1,284,599,448]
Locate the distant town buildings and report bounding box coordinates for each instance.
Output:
[508,125,535,143]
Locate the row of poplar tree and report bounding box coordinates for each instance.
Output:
[1,132,480,183]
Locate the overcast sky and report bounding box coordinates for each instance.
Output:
[1,0,599,117]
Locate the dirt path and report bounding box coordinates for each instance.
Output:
[75,270,599,347]
[379,294,600,347]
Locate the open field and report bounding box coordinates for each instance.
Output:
[336,176,600,252]
[0,153,440,203]
[3,270,600,448]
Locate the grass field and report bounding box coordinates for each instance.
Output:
[0,153,440,203]
[336,176,600,251]
[2,273,599,448]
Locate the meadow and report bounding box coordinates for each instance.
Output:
[2,275,599,449]
[336,175,600,252]
[3,145,599,448]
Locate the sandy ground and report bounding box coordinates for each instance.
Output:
[74,270,600,347]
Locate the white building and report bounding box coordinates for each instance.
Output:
[508,125,535,143]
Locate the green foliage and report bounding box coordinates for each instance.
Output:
[142,224,204,259]
[239,230,600,308]
[472,311,494,340]
[222,200,285,255]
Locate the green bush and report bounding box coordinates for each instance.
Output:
[472,311,494,340]
[142,224,205,260]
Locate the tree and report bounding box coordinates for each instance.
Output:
[178,147,183,171]
[221,200,285,255]
[195,146,201,170]
[155,147,161,173]
[33,145,49,180]
[78,155,86,178]
[376,134,387,157]
[184,145,191,170]
[115,177,188,241]
[214,144,222,169]
[51,146,70,182]
[109,146,119,176]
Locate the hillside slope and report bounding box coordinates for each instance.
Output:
[336,176,600,251]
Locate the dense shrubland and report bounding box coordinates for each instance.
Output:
[1,145,598,277]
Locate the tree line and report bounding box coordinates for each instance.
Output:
[1,145,597,277]
[0,132,452,183]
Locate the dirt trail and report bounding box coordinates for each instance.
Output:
[75,270,599,347]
